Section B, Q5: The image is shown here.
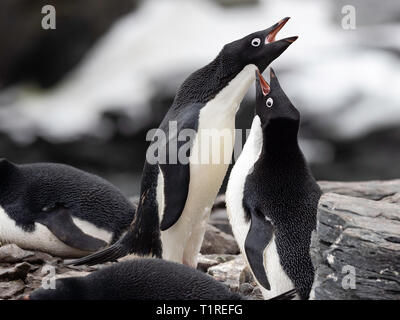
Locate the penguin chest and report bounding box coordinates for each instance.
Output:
[262,237,296,299]
[226,116,263,253]
[175,107,236,235]
[0,205,112,258]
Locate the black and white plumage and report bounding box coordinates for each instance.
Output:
[226,69,322,300]
[28,258,297,300]
[71,18,297,267]
[0,159,135,257]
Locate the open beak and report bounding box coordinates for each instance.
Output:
[256,70,270,95]
[265,17,298,44]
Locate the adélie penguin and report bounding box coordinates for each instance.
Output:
[70,18,298,267]
[27,258,297,300]
[225,69,322,300]
[0,159,136,258]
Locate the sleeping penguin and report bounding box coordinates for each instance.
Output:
[71,18,298,267]
[27,258,296,300]
[0,159,136,258]
[225,69,322,300]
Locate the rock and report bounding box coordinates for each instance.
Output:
[212,195,226,210]
[0,262,32,281]
[24,251,59,265]
[0,280,25,299]
[197,254,236,272]
[239,283,253,296]
[250,287,264,300]
[208,256,247,292]
[209,208,234,236]
[0,244,34,263]
[310,193,400,300]
[319,180,400,203]
[55,269,91,280]
[239,265,256,286]
[201,224,240,255]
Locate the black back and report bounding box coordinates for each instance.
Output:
[30,258,242,300]
[0,159,134,241]
[243,70,322,299]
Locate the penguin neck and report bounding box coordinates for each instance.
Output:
[261,121,302,161]
[213,64,258,115]
[174,53,256,109]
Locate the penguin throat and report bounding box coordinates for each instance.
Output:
[261,122,301,156]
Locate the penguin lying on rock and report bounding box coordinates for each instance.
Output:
[225,69,322,300]
[70,18,298,267]
[0,159,136,258]
[28,258,296,300]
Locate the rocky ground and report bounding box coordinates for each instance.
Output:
[1,180,399,300]
[311,180,400,300]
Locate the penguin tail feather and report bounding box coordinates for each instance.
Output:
[64,236,130,266]
[269,289,297,300]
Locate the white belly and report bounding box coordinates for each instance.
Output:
[160,64,258,266]
[160,105,236,265]
[226,116,295,299]
[262,236,296,299]
[0,205,112,258]
[226,116,263,253]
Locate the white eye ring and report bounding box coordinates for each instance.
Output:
[251,38,261,47]
[266,98,273,108]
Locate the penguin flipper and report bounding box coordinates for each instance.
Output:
[157,103,202,231]
[159,162,190,231]
[65,230,134,266]
[37,207,107,252]
[244,206,274,290]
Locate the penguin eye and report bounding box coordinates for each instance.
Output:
[266,98,273,108]
[251,38,261,47]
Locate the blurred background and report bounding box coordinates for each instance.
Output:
[0,0,399,196]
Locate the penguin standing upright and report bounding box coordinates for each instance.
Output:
[226,69,322,300]
[0,159,136,258]
[71,18,298,267]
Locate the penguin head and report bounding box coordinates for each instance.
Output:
[255,68,300,130]
[222,17,297,73]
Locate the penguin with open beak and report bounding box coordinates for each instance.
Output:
[226,69,322,299]
[70,18,298,268]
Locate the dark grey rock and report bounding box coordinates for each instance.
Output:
[197,254,236,272]
[311,193,400,300]
[24,251,59,265]
[207,256,247,293]
[0,262,32,281]
[201,224,240,255]
[239,283,253,296]
[319,180,400,202]
[239,265,256,286]
[0,280,25,299]
[0,244,34,263]
[250,287,263,300]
